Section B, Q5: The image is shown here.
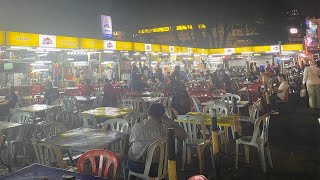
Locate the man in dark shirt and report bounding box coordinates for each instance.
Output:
[0,86,18,116]
[44,82,59,105]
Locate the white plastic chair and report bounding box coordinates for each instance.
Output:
[151,93,164,98]
[239,98,261,124]
[165,107,179,120]
[202,104,229,151]
[79,114,98,128]
[31,139,65,168]
[176,115,211,173]
[162,96,173,108]
[190,96,202,113]
[93,94,104,108]
[221,94,241,103]
[102,118,129,133]
[122,97,146,113]
[235,113,273,173]
[128,138,168,180]
[124,111,145,131]
[43,122,67,138]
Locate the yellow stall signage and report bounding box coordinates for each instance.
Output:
[151,44,161,52]
[6,32,39,47]
[208,48,225,54]
[161,45,170,53]
[0,31,4,46]
[235,46,253,54]
[180,47,189,53]
[81,38,103,50]
[282,44,303,51]
[133,42,145,52]
[116,41,133,51]
[56,36,79,49]
[174,46,181,53]
[252,46,271,53]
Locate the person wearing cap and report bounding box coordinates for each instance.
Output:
[126,103,187,178]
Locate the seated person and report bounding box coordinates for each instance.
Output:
[126,103,187,178]
[44,82,59,105]
[270,74,290,111]
[0,86,18,116]
[82,79,94,96]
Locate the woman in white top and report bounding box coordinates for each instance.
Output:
[303,60,320,109]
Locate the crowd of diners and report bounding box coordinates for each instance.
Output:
[0,57,319,179]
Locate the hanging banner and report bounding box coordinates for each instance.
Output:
[169,46,175,53]
[133,43,145,52]
[101,15,113,39]
[188,48,192,54]
[0,31,4,46]
[145,44,152,52]
[104,40,116,50]
[6,32,39,47]
[39,34,56,48]
[81,38,103,50]
[56,36,79,49]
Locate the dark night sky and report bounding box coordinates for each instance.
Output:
[112,0,320,29]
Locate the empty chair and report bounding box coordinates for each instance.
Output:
[9,112,32,160]
[93,94,104,108]
[211,89,227,96]
[124,111,145,130]
[203,104,228,115]
[122,97,146,113]
[151,93,164,98]
[79,114,98,128]
[77,149,118,179]
[235,113,273,173]
[102,119,129,133]
[128,138,168,180]
[190,96,202,113]
[43,122,67,138]
[176,115,211,173]
[239,98,261,124]
[63,96,80,128]
[31,139,65,168]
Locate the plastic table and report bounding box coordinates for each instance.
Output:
[82,107,133,118]
[0,163,107,180]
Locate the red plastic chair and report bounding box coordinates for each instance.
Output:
[188,175,208,180]
[77,149,118,179]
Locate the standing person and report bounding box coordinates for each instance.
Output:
[219,69,232,93]
[102,79,118,107]
[303,60,320,109]
[43,82,59,105]
[105,67,114,81]
[155,65,163,81]
[167,76,191,115]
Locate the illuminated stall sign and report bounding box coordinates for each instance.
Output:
[7,32,39,47]
[104,40,116,50]
[56,36,79,49]
[39,34,56,48]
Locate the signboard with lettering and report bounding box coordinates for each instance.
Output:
[7,32,39,47]
[56,36,79,49]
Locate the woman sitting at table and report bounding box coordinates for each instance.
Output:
[102,79,118,107]
[0,86,18,117]
[126,103,187,178]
